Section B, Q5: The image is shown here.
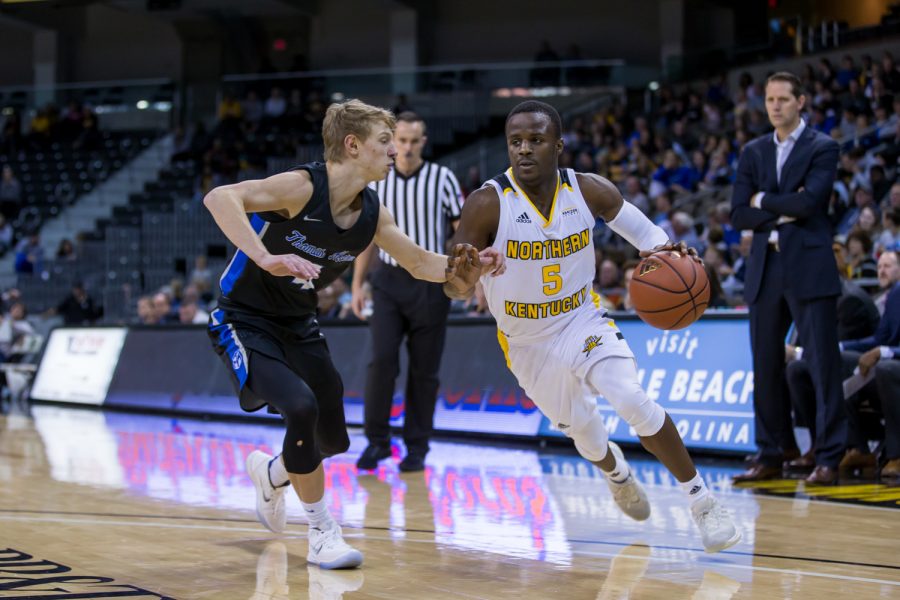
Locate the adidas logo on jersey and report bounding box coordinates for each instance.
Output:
[515,212,532,223]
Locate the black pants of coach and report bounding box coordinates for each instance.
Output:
[749,248,846,469]
[363,263,451,456]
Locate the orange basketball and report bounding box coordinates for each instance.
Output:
[629,251,710,330]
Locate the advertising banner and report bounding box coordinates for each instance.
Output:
[31,327,128,405]
[60,315,755,453]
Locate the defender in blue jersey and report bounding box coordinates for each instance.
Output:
[204,99,503,569]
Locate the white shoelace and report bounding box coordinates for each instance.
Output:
[311,524,350,555]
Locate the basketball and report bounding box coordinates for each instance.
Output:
[629,251,710,330]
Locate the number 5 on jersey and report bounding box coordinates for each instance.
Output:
[542,264,562,295]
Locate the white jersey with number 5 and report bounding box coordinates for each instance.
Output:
[480,167,602,343]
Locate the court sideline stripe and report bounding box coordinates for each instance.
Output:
[2,514,898,588]
[2,510,899,575]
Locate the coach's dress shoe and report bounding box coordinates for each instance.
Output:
[784,450,816,472]
[732,464,782,483]
[398,453,426,473]
[881,459,900,479]
[805,465,837,485]
[838,448,877,478]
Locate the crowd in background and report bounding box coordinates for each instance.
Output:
[116,50,900,325]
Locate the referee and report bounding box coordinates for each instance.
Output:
[351,111,463,472]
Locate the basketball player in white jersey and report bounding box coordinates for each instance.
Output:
[446,101,739,553]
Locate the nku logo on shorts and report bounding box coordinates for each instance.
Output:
[232,350,243,370]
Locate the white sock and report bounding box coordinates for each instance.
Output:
[302,497,332,528]
[268,455,290,488]
[680,472,710,506]
[601,454,630,484]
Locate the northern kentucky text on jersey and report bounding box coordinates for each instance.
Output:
[505,228,591,260]
[504,284,591,319]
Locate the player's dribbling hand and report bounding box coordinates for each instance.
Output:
[478,247,506,277]
[258,253,322,280]
[640,241,702,264]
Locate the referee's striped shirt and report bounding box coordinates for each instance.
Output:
[370,161,464,266]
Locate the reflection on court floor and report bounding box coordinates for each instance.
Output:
[29,404,755,564]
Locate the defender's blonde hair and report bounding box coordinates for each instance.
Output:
[322,99,396,162]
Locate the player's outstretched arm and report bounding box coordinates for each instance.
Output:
[373,206,456,282]
[443,186,501,299]
[204,171,321,280]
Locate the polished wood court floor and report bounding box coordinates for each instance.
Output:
[1,404,898,599]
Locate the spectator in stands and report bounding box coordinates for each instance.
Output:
[218,93,243,125]
[846,230,878,280]
[13,232,43,276]
[704,262,728,309]
[620,259,640,312]
[285,89,305,130]
[152,291,177,324]
[188,255,213,297]
[652,150,694,197]
[869,351,900,479]
[0,214,12,257]
[856,204,882,238]
[838,186,876,236]
[595,258,624,310]
[883,182,900,214]
[264,87,287,122]
[622,175,650,215]
[51,282,102,325]
[700,150,733,189]
[877,207,900,252]
[178,300,209,325]
[835,54,859,88]
[28,107,52,149]
[0,165,21,222]
[242,91,263,125]
[870,165,891,204]
[838,250,900,478]
[136,295,157,325]
[881,51,900,92]
[670,212,702,254]
[703,245,732,291]
[0,301,35,361]
[55,238,77,262]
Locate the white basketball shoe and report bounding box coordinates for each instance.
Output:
[247,450,288,533]
[604,442,651,521]
[691,495,741,553]
[307,521,363,570]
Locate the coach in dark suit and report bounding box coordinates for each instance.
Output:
[731,71,844,484]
